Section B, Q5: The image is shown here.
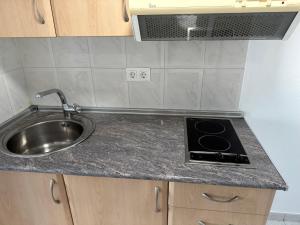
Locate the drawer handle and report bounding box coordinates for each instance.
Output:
[198,220,206,225]
[155,186,161,212]
[198,221,206,225]
[202,193,239,203]
[198,221,233,225]
[123,0,129,22]
[32,0,45,24]
[50,179,60,204]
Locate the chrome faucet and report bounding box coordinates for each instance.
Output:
[35,89,81,119]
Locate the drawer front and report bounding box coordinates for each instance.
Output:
[168,207,267,225]
[169,182,275,215]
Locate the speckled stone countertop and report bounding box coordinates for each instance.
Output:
[0,109,287,190]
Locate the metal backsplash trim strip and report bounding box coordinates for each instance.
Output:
[0,105,244,128]
[0,106,37,129]
[35,105,244,118]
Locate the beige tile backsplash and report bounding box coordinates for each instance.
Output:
[0,37,248,124]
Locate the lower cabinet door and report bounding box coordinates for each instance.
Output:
[63,175,168,225]
[168,207,268,225]
[0,171,73,225]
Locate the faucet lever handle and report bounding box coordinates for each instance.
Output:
[73,103,81,113]
[63,103,81,114]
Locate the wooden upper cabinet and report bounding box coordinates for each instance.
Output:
[0,0,56,37]
[51,0,133,36]
[64,175,168,225]
[0,171,73,225]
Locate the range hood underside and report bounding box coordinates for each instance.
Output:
[134,12,298,41]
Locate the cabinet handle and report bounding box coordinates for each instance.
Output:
[202,193,239,203]
[155,186,161,212]
[123,0,129,22]
[50,179,61,204]
[32,0,45,24]
[198,221,233,225]
[198,221,206,225]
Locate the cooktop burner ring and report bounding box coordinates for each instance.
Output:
[194,120,226,134]
[198,135,231,152]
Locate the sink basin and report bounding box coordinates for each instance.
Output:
[1,115,95,157]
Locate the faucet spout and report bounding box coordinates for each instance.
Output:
[36,89,68,104]
[35,89,81,119]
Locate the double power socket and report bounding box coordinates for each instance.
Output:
[126,68,151,81]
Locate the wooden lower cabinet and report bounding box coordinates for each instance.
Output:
[0,171,73,225]
[0,171,275,225]
[168,207,268,225]
[168,182,275,225]
[169,182,275,215]
[63,175,168,225]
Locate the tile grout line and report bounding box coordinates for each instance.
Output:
[200,41,207,110]
[237,40,249,111]
[87,37,97,107]
[1,72,15,114]
[199,69,204,110]
[124,37,131,107]
[48,37,60,106]
[14,38,33,106]
[162,41,166,108]
[18,66,246,70]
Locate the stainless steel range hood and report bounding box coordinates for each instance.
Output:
[129,0,300,41]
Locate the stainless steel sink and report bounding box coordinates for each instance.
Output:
[1,115,95,157]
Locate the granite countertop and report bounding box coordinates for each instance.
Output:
[0,109,287,190]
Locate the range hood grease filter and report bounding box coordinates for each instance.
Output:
[137,12,297,40]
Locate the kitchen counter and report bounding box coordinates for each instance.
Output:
[0,108,287,190]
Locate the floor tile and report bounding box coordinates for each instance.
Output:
[284,222,300,225]
[267,220,285,225]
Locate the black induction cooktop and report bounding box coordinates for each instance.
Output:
[185,118,250,165]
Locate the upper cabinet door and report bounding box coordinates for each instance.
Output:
[0,171,73,225]
[51,0,133,36]
[64,175,168,225]
[0,0,56,37]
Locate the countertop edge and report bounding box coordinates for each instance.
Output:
[0,166,288,191]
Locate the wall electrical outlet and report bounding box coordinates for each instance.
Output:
[126,68,151,81]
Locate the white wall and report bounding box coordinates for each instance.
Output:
[240,22,300,214]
